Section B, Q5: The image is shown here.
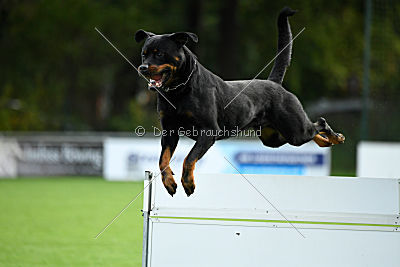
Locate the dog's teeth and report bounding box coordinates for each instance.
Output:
[149,79,156,86]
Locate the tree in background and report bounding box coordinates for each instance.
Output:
[0,0,399,143]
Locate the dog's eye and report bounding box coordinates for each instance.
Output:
[156,51,164,57]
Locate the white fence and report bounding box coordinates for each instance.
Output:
[357,141,400,178]
[142,172,400,267]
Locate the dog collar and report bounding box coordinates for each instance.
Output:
[164,61,197,92]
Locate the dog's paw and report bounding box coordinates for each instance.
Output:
[162,176,177,196]
[331,133,345,144]
[181,176,196,197]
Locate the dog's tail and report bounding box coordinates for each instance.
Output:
[268,7,297,84]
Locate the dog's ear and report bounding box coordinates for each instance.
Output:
[168,32,198,47]
[135,29,155,43]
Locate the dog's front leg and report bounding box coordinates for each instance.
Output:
[182,135,215,196]
[159,133,179,196]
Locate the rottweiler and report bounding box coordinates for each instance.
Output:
[135,7,345,197]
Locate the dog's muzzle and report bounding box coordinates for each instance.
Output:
[141,64,174,91]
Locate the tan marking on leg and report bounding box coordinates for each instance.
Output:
[319,131,346,145]
[160,147,177,196]
[181,157,197,196]
[313,134,332,147]
[159,147,171,171]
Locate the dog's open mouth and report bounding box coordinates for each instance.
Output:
[148,72,171,90]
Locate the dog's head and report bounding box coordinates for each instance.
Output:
[135,30,198,91]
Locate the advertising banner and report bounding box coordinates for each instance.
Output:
[104,138,330,181]
[17,137,103,176]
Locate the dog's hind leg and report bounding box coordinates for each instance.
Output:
[270,97,318,147]
[271,93,345,147]
[313,117,345,147]
[276,116,345,148]
[258,127,287,148]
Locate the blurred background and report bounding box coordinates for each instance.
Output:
[1,0,400,175]
[0,0,400,265]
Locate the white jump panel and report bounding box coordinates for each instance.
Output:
[142,173,400,267]
[150,224,399,267]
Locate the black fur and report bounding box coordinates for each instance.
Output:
[268,7,297,84]
[135,7,344,197]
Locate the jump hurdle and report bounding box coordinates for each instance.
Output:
[142,171,400,267]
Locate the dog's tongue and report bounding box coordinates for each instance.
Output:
[148,73,163,89]
[151,74,162,81]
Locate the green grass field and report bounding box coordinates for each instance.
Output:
[0,177,144,266]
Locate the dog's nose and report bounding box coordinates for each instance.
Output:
[138,64,148,73]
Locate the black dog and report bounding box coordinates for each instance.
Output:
[135,7,345,197]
